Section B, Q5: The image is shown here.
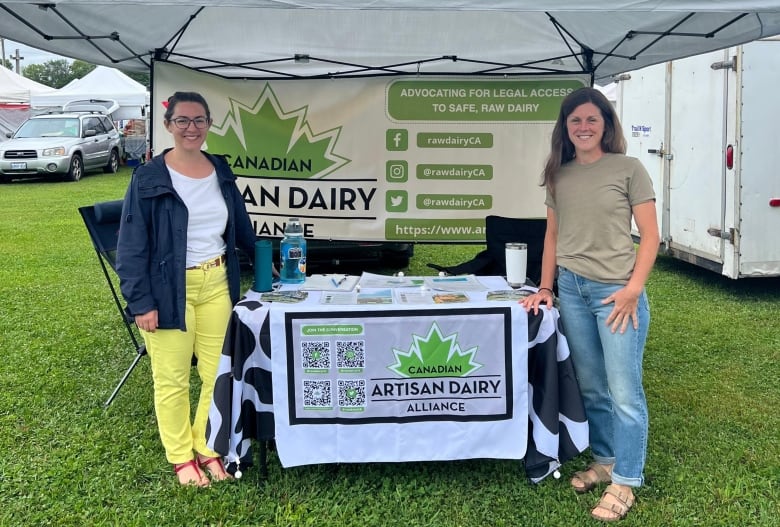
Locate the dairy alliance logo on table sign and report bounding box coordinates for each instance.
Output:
[356,321,506,417]
[381,322,496,413]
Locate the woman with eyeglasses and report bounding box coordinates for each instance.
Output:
[116,91,257,487]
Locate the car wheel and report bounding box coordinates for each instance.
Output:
[65,155,83,182]
[103,149,120,173]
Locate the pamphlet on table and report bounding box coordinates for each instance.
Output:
[268,273,538,306]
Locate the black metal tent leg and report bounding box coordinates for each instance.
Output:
[258,440,269,484]
[103,345,146,408]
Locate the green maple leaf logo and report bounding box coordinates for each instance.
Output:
[206,84,350,179]
[389,323,482,378]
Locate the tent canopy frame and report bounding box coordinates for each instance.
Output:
[1,2,778,82]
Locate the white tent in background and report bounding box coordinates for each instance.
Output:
[595,82,618,103]
[0,66,54,104]
[30,65,149,120]
[0,67,55,140]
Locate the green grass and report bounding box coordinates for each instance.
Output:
[1,170,778,526]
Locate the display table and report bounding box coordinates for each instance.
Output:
[123,135,147,161]
[206,276,588,482]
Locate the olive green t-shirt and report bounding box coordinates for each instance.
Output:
[545,153,655,284]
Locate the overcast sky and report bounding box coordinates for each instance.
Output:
[1,39,68,70]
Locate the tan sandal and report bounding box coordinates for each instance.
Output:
[591,484,635,522]
[197,454,233,482]
[174,460,210,487]
[571,463,612,494]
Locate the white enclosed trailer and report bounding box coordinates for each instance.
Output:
[617,39,780,278]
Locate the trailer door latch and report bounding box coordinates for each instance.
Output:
[707,227,735,243]
[647,143,673,160]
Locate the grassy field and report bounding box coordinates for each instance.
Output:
[0,169,778,526]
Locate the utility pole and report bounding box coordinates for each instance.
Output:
[11,48,24,73]
[0,38,5,69]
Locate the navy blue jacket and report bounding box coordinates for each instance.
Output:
[116,149,256,330]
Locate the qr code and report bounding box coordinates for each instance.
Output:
[336,340,365,369]
[301,340,331,369]
[303,380,332,408]
[337,379,366,408]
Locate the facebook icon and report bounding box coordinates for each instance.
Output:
[386,129,408,151]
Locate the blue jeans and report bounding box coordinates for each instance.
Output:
[556,267,649,487]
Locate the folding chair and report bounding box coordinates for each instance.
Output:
[79,199,147,407]
[427,215,547,287]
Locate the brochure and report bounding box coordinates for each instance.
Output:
[357,288,394,305]
[424,275,487,292]
[319,288,395,305]
[260,290,309,303]
[486,289,534,301]
[431,291,470,303]
[320,291,358,305]
[358,272,424,289]
[395,289,435,304]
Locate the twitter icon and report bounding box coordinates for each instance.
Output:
[386,190,408,212]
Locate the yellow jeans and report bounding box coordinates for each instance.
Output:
[141,263,231,464]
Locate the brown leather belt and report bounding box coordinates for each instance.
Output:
[186,254,225,271]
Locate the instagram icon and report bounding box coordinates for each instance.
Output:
[386,160,408,182]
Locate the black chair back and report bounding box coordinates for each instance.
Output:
[427,215,546,286]
[80,199,123,268]
[79,199,147,407]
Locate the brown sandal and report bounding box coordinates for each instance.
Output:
[571,463,612,494]
[591,484,635,522]
[174,460,210,487]
[197,454,233,482]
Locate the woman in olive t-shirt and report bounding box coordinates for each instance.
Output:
[522,87,660,522]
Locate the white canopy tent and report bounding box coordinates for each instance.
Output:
[1,1,779,82]
[30,66,149,120]
[0,67,54,140]
[0,66,53,104]
[595,82,618,103]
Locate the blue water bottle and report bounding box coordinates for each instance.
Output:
[280,217,306,284]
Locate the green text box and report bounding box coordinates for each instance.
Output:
[385,218,487,241]
[387,79,587,121]
[302,324,363,336]
[417,164,493,180]
[416,194,492,210]
[417,133,493,148]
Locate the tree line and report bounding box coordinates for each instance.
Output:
[2,57,149,89]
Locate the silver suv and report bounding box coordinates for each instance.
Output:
[0,110,122,182]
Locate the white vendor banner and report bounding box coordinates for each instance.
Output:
[153,62,587,242]
[269,304,527,467]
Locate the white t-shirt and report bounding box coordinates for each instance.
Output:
[168,165,228,267]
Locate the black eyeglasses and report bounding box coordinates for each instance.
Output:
[170,117,210,129]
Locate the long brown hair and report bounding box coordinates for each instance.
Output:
[541,87,626,193]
